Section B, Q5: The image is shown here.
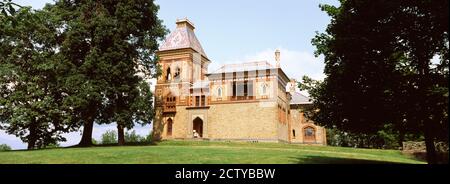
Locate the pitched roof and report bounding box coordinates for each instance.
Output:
[159,19,208,58]
[290,91,312,105]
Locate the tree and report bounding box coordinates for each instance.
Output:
[0,144,11,151]
[101,130,117,144]
[0,7,78,149]
[48,0,166,147]
[310,0,448,164]
[125,130,146,143]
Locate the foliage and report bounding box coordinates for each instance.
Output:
[91,139,98,145]
[125,130,146,143]
[0,144,11,151]
[47,0,167,146]
[309,0,448,164]
[0,7,78,149]
[101,130,117,145]
[0,0,19,15]
[1,0,167,148]
[44,143,60,149]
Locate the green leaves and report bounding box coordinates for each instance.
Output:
[1,0,166,148]
[309,0,449,152]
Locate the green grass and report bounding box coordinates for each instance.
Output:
[0,140,425,164]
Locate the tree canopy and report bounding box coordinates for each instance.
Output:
[308,0,448,164]
[0,0,166,149]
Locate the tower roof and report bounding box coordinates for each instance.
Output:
[159,18,208,59]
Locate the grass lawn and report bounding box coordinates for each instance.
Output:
[0,140,425,164]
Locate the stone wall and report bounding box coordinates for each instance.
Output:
[402,141,449,152]
[402,141,449,163]
[208,101,278,141]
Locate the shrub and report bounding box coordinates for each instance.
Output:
[45,143,60,149]
[0,144,12,151]
[125,130,145,143]
[92,139,98,145]
[101,130,117,144]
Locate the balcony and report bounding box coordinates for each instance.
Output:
[230,96,255,101]
[163,102,176,113]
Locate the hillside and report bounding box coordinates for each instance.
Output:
[0,141,424,164]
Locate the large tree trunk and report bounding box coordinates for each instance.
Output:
[27,133,37,150]
[117,124,125,146]
[424,124,437,164]
[417,55,437,164]
[78,119,94,147]
[27,123,37,150]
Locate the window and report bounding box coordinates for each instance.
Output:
[232,81,254,100]
[166,96,175,102]
[174,67,181,79]
[261,83,269,95]
[217,87,222,97]
[195,96,200,106]
[201,95,205,106]
[293,130,296,138]
[166,67,172,81]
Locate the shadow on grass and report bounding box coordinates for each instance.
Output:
[293,155,407,164]
[68,141,159,148]
[3,141,165,152]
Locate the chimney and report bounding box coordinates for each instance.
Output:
[289,78,296,93]
[176,18,195,31]
[275,49,280,68]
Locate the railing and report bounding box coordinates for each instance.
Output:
[163,102,176,113]
[230,96,255,101]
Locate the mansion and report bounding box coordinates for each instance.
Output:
[152,18,326,145]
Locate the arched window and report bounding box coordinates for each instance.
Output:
[166,67,172,81]
[174,67,181,79]
[292,129,296,139]
[217,87,222,97]
[261,83,268,95]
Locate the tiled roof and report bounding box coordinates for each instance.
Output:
[159,20,208,58]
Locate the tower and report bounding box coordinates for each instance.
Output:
[153,18,210,140]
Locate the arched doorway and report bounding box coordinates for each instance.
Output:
[193,117,203,138]
[303,126,316,143]
[166,118,173,137]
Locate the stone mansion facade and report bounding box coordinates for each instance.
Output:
[152,18,326,145]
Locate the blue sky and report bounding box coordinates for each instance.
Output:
[2,0,339,149]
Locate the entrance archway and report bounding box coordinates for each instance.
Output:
[193,117,203,138]
[303,126,316,143]
[166,118,173,137]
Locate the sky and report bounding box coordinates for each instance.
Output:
[2,0,339,149]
